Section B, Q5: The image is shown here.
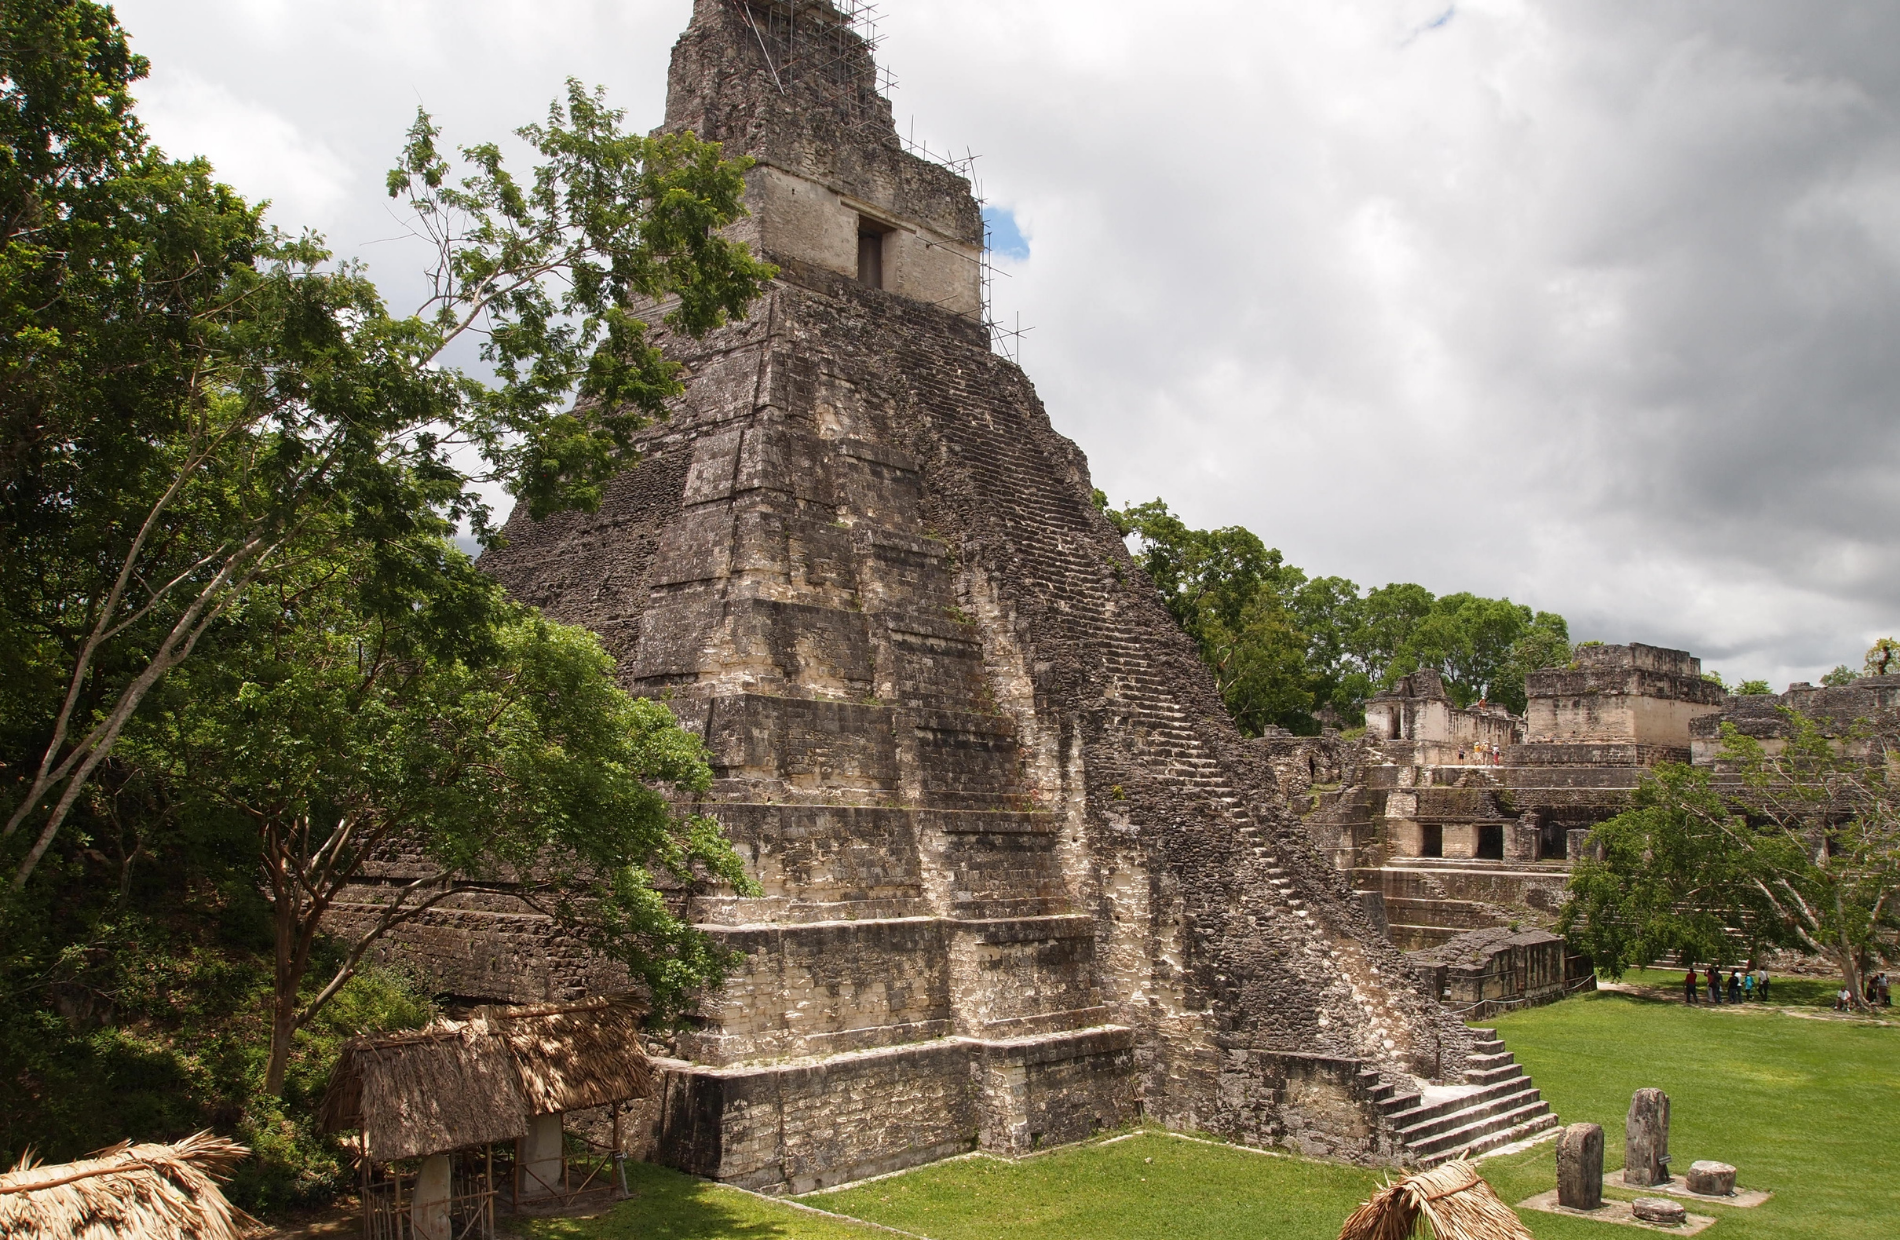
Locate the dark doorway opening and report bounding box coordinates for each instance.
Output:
[1421,824,1443,858]
[1538,820,1567,861]
[857,217,888,288]
[1478,823,1505,860]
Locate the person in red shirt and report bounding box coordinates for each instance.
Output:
[1683,967,1699,1004]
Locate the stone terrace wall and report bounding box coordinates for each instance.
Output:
[1690,675,1900,765]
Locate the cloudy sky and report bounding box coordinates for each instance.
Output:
[114,0,1900,687]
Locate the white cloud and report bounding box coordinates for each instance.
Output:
[107,0,1900,687]
[135,70,352,224]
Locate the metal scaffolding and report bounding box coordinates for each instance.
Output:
[731,0,1031,364]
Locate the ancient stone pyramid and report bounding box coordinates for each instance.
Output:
[465,0,1488,1192]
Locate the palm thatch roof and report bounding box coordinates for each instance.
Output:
[319,1022,529,1162]
[0,1131,250,1240]
[483,994,654,1116]
[318,993,656,1160]
[1337,1158,1534,1240]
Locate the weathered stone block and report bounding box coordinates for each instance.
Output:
[1556,1122,1604,1210]
[1631,1197,1688,1225]
[1685,1160,1736,1196]
[1624,1088,1671,1187]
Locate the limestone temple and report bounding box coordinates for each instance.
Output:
[347,0,1580,1191]
[1284,642,1900,1007]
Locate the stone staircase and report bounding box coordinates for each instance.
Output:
[1367,1027,1558,1164]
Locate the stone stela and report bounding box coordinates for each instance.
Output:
[1556,1122,1604,1211]
[331,0,1568,1193]
[1624,1088,1671,1188]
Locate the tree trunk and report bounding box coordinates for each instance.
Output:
[1832,943,1865,1013]
[266,840,308,1097]
[1834,890,1870,1011]
[265,975,300,1095]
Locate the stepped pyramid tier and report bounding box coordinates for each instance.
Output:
[356,0,1552,1191]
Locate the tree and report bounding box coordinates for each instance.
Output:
[1736,680,1774,696]
[1347,583,1436,688]
[1289,575,1370,722]
[1377,593,1566,712]
[1105,499,1314,733]
[1866,638,1899,677]
[1558,763,1760,976]
[128,544,754,1093]
[0,2,775,893]
[1822,665,1860,688]
[1494,613,1572,715]
[1098,495,1571,729]
[1561,712,1900,1007]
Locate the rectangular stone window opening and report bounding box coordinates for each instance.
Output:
[1478,823,1505,860]
[1421,824,1443,858]
[857,216,890,289]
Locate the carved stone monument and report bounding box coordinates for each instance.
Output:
[1632,1197,1688,1226]
[1686,1160,1737,1196]
[1556,1122,1604,1210]
[1624,1088,1671,1187]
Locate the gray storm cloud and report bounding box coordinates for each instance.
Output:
[114,0,1900,687]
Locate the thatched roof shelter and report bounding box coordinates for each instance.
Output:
[0,1131,250,1240]
[319,993,656,1161]
[1338,1158,1534,1240]
[484,994,654,1116]
[319,1022,529,1162]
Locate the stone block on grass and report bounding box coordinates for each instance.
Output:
[1685,1160,1736,1196]
[1633,1197,1689,1225]
[1624,1088,1671,1187]
[1556,1122,1604,1210]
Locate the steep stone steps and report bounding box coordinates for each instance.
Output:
[1376,1027,1557,1164]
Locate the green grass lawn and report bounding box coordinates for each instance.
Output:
[519,986,1898,1240]
[813,1135,1381,1240]
[515,1159,891,1239]
[1473,981,1900,1240]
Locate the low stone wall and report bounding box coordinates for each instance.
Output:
[1214,1049,1405,1164]
[648,1028,1137,1193]
[1407,926,1576,1011]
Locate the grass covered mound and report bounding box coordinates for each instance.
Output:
[521,984,1897,1239]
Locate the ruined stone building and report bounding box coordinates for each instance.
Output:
[1307,643,1727,953]
[1304,646,1900,969]
[1297,645,1899,995]
[1690,674,1900,767]
[346,0,1562,1191]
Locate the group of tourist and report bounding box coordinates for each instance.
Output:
[1682,965,1770,1004]
[1457,741,1502,765]
[1835,974,1892,1010]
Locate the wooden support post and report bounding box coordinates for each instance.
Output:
[611,1103,626,1197]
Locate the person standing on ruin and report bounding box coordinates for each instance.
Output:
[1684,967,1699,1004]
